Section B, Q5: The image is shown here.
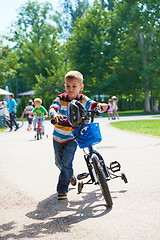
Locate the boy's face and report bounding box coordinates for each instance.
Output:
[34,101,41,108]
[64,78,84,100]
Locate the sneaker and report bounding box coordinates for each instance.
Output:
[70,175,77,186]
[14,127,19,131]
[57,192,67,200]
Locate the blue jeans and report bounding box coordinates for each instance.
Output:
[53,140,77,193]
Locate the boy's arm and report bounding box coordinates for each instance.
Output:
[28,109,35,118]
[97,103,109,112]
[49,98,64,123]
[49,98,60,118]
[21,108,26,118]
[83,95,108,112]
[44,110,48,118]
[0,106,7,109]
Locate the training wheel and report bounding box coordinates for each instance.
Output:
[121,173,128,183]
[78,181,83,194]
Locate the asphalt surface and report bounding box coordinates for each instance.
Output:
[0,115,160,240]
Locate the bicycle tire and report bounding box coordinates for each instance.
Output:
[4,120,10,128]
[36,132,40,140]
[3,118,10,128]
[92,154,113,207]
[16,119,23,128]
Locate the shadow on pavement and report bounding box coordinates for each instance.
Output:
[0,190,112,239]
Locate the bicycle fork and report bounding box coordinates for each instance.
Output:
[77,154,99,184]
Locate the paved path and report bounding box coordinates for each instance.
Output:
[0,116,160,240]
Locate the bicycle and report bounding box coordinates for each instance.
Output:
[34,116,48,140]
[51,100,128,207]
[2,115,23,129]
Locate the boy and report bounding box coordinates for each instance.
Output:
[49,71,108,200]
[30,98,48,133]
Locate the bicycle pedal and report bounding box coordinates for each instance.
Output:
[77,172,89,180]
[110,161,121,173]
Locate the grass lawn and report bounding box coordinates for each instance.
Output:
[110,119,160,136]
[101,110,160,118]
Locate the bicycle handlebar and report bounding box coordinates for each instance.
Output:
[51,116,67,125]
[50,106,102,126]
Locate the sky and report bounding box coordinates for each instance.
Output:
[0,0,61,35]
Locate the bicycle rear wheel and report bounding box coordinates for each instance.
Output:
[16,119,23,128]
[92,154,113,207]
[36,131,40,140]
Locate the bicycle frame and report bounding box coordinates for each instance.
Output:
[2,115,10,128]
[78,145,109,185]
[73,109,127,207]
[35,117,44,140]
[37,120,42,133]
[2,115,23,129]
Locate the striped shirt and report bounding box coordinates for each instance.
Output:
[49,93,98,143]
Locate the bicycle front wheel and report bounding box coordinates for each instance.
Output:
[92,154,113,207]
[16,119,24,128]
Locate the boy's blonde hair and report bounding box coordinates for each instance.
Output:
[34,98,42,104]
[65,71,83,84]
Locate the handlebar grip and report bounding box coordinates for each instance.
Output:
[94,106,102,115]
[50,116,67,125]
[51,119,57,125]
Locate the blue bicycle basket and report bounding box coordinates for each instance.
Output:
[72,122,102,148]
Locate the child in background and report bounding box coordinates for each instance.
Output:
[107,99,113,120]
[0,101,9,117]
[21,99,34,131]
[30,98,48,134]
[112,96,119,120]
[49,70,109,200]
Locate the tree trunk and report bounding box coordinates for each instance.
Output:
[138,32,151,112]
[144,89,151,112]
[151,99,159,112]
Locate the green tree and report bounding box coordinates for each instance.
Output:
[9,1,54,47]
[65,3,112,96]
[109,0,160,111]
[54,0,90,38]
[7,1,61,93]
[65,0,160,111]
[34,44,69,104]
[0,43,19,90]
[96,0,114,10]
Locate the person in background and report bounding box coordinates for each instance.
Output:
[1,93,19,131]
[107,99,113,120]
[49,70,109,200]
[21,99,34,131]
[0,101,9,117]
[112,96,119,120]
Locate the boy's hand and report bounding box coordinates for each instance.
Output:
[51,113,64,123]
[97,103,108,112]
